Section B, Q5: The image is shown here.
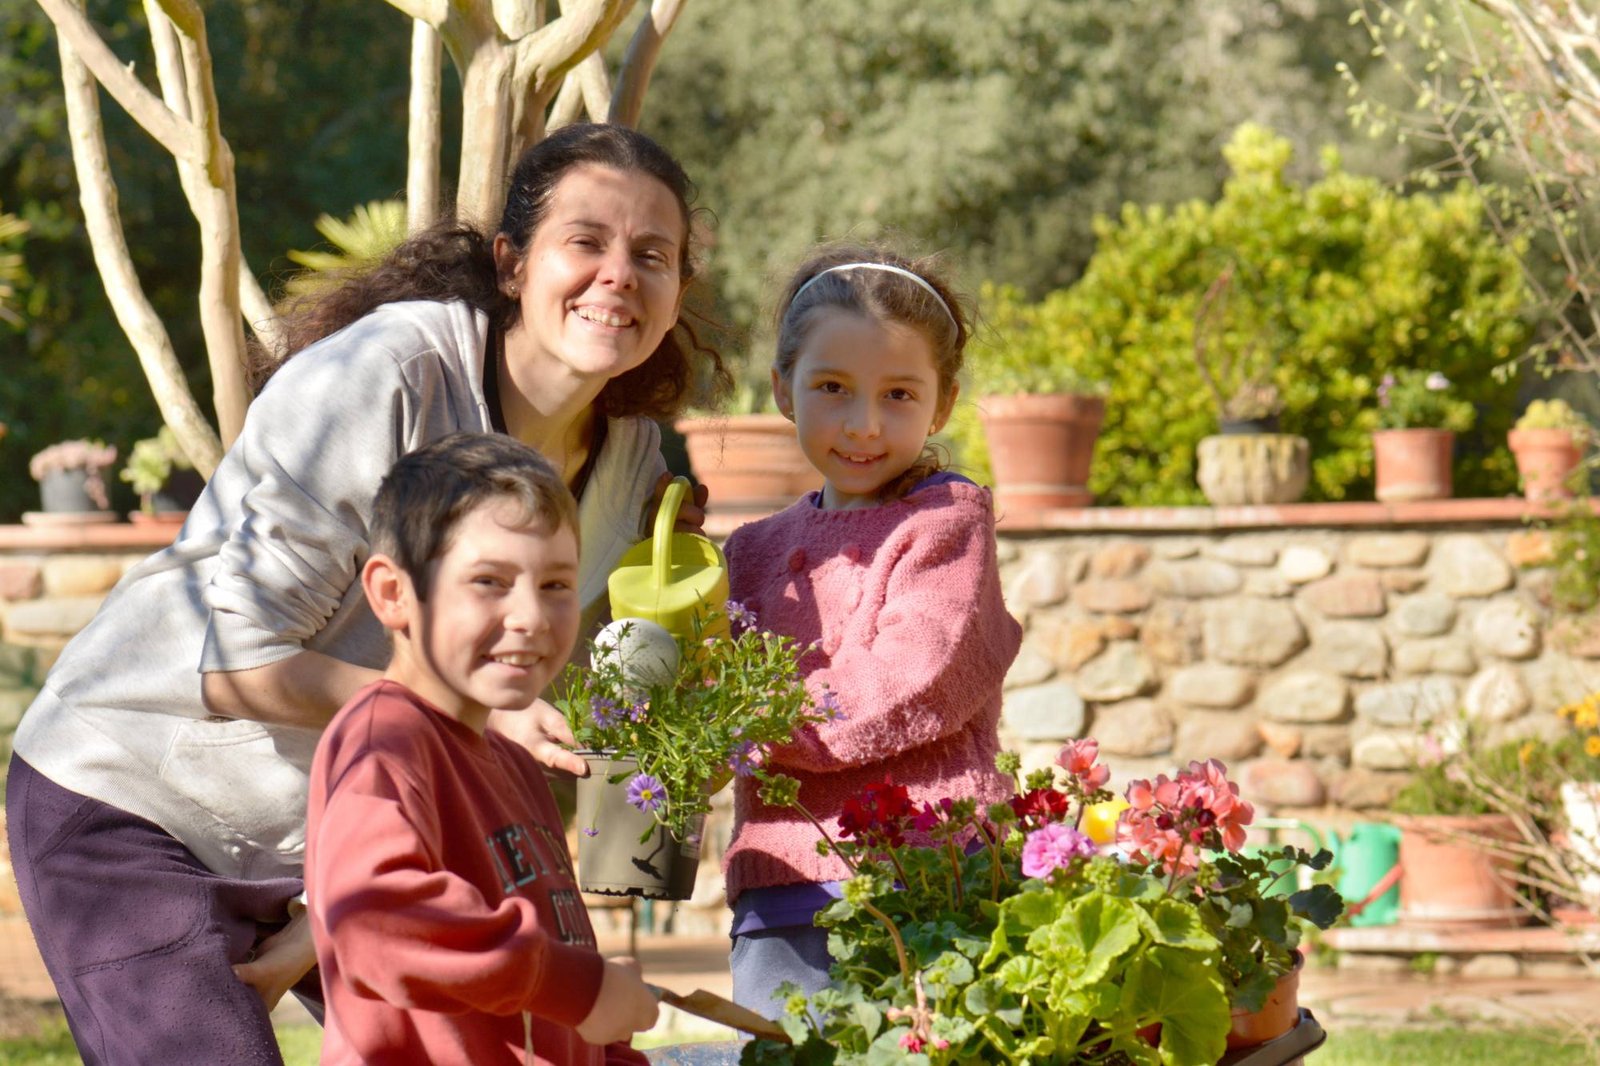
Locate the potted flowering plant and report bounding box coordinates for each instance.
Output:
[746,742,1341,1065]
[28,438,119,516]
[1508,399,1591,502]
[120,426,204,518]
[556,602,831,900]
[1371,369,1476,501]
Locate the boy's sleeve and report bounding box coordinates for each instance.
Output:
[767,498,1022,773]
[309,752,606,1023]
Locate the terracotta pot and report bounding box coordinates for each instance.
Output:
[1226,953,1302,1050]
[38,469,105,514]
[1508,427,1584,502]
[1394,813,1524,929]
[574,753,703,901]
[1195,433,1311,506]
[1372,428,1454,502]
[977,393,1105,509]
[675,414,822,513]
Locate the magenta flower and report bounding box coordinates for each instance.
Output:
[1021,823,1097,878]
[626,773,666,814]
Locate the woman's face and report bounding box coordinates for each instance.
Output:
[498,164,687,387]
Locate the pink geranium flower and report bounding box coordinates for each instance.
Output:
[1056,738,1111,791]
[1118,759,1254,877]
[1021,823,1098,878]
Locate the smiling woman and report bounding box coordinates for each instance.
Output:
[3,124,728,1065]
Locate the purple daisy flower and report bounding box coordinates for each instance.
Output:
[582,826,599,837]
[817,688,845,722]
[728,741,760,778]
[591,697,622,729]
[725,599,757,631]
[628,700,649,723]
[626,773,666,814]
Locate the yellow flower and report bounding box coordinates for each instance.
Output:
[1576,706,1600,730]
[1587,735,1600,758]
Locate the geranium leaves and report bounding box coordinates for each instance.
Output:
[1118,949,1230,1066]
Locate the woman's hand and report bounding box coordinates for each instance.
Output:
[232,911,317,1013]
[489,698,589,777]
[576,956,660,1045]
[649,471,709,534]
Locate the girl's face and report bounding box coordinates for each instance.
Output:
[496,164,687,387]
[773,311,955,510]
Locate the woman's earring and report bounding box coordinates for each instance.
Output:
[507,286,519,299]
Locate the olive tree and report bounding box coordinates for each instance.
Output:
[35,0,686,474]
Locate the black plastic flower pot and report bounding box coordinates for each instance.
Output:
[574,752,702,901]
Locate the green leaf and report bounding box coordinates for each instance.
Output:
[1290,883,1346,929]
[1118,948,1229,1066]
[1138,896,1218,952]
[996,954,1051,994]
[1029,892,1143,990]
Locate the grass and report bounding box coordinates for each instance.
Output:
[2,1018,1596,1064]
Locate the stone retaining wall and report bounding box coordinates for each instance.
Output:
[1,501,1595,933]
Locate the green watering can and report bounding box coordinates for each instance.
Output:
[1245,818,1401,925]
[607,476,730,643]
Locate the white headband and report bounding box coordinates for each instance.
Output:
[791,262,958,329]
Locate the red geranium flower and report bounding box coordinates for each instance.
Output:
[838,780,914,847]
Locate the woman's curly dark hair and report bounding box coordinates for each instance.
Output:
[249,123,729,421]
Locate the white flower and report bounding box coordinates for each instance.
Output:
[1424,372,1450,391]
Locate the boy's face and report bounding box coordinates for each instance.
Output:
[382,500,581,732]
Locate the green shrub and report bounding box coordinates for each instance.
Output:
[976,123,1528,505]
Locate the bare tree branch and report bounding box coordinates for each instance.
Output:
[546,62,590,131]
[407,19,443,233]
[609,0,685,126]
[384,0,447,26]
[55,10,222,475]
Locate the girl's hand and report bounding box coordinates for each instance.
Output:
[489,698,589,777]
[649,471,709,534]
[232,911,317,1012]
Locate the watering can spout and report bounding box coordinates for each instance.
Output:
[607,476,730,642]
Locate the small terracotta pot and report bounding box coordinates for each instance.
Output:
[1372,427,1454,502]
[977,392,1105,509]
[676,414,823,513]
[1394,813,1524,929]
[1508,427,1584,501]
[1226,953,1302,1050]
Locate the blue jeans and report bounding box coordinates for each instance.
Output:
[729,925,832,1020]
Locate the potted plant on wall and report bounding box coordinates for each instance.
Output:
[120,426,204,521]
[1190,264,1311,507]
[969,283,1107,510]
[556,603,828,900]
[27,439,119,521]
[675,375,823,515]
[1508,398,1591,502]
[1371,369,1476,502]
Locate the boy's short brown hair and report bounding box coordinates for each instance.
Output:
[370,433,578,600]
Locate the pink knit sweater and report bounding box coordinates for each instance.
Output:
[721,480,1023,903]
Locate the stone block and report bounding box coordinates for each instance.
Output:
[1152,540,1202,560]
[3,596,106,647]
[1354,678,1460,727]
[1346,533,1430,569]
[1460,954,1521,979]
[1099,617,1138,641]
[1504,529,1555,568]
[1469,600,1540,660]
[1003,642,1055,690]
[1076,641,1156,702]
[1378,570,1427,593]
[1351,730,1421,771]
[1393,637,1477,677]
[1141,603,1203,666]
[1278,545,1332,584]
[1298,725,1352,762]
[0,687,35,732]
[1038,618,1106,672]
[1300,573,1386,618]
[1008,549,1077,608]
[1089,542,1150,580]
[1145,560,1243,599]
[1462,663,1531,724]
[1310,621,1389,679]
[1073,579,1152,615]
[1204,600,1307,667]
[1001,682,1086,741]
[995,539,1020,564]
[1390,592,1457,638]
[1168,664,1255,709]
[42,556,125,597]
[1432,534,1514,598]
[1258,671,1349,723]
[1172,710,1263,763]
[1243,570,1293,598]
[1257,720,1303,758]
[1087,698,1173,757]
[1330,767,1408,809]
[0,563,42,602]
[1204,540,1279,567]
[1239,758,1326,807]
[1551,614,1600,658]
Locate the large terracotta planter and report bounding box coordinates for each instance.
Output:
[1372,428,1454,502]
[1508,427,1584,501]
[676,414,823,513]
[977,393,1105,509]
[1394,813,1524,929]
[1196,433,1311,506]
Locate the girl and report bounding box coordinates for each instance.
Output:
[721,244,1023,1015]
[5,123,725,1064]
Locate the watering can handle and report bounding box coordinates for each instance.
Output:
[652,476,690,589]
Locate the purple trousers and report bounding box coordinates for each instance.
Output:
[6,754,322,1065]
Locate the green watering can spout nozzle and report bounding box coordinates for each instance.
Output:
[607,475,730,643]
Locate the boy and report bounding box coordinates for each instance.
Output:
[306,433,658,1065]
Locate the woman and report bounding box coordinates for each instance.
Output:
[4,123,725,1065]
